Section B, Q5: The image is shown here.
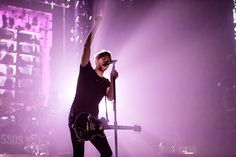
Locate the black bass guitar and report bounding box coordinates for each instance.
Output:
[73,112,141,141]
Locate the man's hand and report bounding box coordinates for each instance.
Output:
[95,15,102,23]
[94,15,102,26]
[110,68,118,80]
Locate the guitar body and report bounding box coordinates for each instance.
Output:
[73,112,142,141]
[73,112,105,141]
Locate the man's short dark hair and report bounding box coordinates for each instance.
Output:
[96,51,112,60]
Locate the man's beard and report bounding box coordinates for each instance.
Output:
[98,65,106,72]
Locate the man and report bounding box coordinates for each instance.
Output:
[68,16,118,157]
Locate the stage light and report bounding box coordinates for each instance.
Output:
[0,40,17,53]
[51,2,54,9]
[18,54,34,65]
[18,30,40,44]
[31,117,36,121]
[70,28,74,33]
[1,116,9,120]
[17,66,33,77]
[0,28,16,40]
[75,16,79,22]
[75,1,79,8]
[70,37,74,42]
[0,64,16,76]
[18,42,40,54]
[0,53,14,64]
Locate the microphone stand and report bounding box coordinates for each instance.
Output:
[111,63,118,157]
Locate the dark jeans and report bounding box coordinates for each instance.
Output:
[69,121,112,157]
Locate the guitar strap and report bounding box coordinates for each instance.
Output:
[105,96,109,122]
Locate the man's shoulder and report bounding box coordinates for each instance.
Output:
[80,61,92,71]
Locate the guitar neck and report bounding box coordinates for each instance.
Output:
[105,125,141,132]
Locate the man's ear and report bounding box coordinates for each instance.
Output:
[95,58,99,65]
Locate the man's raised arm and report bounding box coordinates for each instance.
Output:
[81,16,102,67]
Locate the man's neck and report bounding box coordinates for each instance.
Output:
[95,68,104,77]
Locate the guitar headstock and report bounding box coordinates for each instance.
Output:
[133,124,141,132]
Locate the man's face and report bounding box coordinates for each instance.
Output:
[96,55,111,71]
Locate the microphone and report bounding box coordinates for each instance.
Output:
[104,60,117,66]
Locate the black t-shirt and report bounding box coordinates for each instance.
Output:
[69,62,110,120]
